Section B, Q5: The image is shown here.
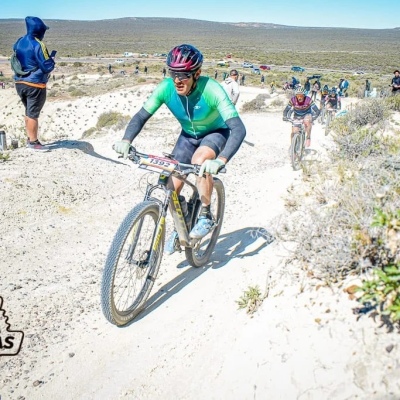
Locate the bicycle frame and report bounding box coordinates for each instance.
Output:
[131,149,203,250]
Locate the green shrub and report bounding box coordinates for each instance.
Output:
[81,127,97,138]
[385,94,400,112]
[96,111,130,130]
[70,89,86,97]
[356,207,400,326]
[241,94,269,113]
[329,98,391,160]
[270,98,284,107]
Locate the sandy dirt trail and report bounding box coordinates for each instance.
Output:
[0,85,399,400]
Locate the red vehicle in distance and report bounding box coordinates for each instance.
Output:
[260,65,271,71]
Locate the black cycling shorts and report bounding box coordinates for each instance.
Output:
[15,84,47,118]
[172,129,230,164]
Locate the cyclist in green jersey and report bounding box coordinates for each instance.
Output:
[114,44,246,254]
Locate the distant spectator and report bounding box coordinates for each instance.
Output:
[214,69,218,79]
[391,70,400,94]
[222,71,228,80]
[339,77,349,96]
[162,67,166,77]
[13,16,55,152]
[240,74,245,86]
[260,74,265,88]
[144,66,148,75]
[310,80,320,101]
[304,77,311,94]
[108,64,113,74]
[221,69,240,105]
[0,71,3,76]
[291,76,300,88]
[365,79,371,97]
[135,65,139,74]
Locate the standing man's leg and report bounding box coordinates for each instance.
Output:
[25,116,39,143]
[16,85,49,151]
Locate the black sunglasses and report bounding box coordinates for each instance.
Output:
[168,70,194,81]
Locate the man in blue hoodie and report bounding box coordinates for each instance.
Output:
[13,16,55,151]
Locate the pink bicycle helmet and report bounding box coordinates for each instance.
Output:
[166,44,203,72]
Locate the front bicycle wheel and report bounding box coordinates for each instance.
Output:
[319,108,325,124]
[325,112,332,136]
[290,132,303,170]
[101,201,163,326]
[185,178,225,267]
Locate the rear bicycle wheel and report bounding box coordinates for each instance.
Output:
[101,201,163,326]
[185,178,225,267]
[290,132,302,170]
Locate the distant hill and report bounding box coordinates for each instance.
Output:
[1,17,399,72]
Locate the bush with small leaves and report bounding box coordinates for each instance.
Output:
[241,94,269,113]
[356,206,400,326]
[96,111,130,131]
[385,94,400,112]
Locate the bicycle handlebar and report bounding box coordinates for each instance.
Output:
[285,118,304,126]
[117,145,226,176]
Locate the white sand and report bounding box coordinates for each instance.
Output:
[0,80,399,399]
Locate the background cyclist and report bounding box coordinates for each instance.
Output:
[113,44,246,254]
[282,87,320,148]
[325,88,340,112]
[391,70,400,94]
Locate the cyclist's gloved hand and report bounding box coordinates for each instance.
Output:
[199,159,225,176]
[114,140,130,159]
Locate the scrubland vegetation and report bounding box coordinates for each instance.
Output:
[277,96,400,327]
[1,17,400,327]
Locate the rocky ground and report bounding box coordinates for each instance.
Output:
[0,76,399,400]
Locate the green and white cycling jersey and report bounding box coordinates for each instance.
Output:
[143,76,238,138]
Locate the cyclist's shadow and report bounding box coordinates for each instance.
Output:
[302,148,320,165]
[45,139,126,165]
[134,227,274,323]
[207,226,274,269]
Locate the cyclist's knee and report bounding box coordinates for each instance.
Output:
[192,146,216,164]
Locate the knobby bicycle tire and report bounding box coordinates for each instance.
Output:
[319,108,325,124]
[290,132,303,171]
[101,201,163,326]
[325,112,332,136]
[185,178,225,267]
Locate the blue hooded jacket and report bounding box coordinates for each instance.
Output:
[13,16,55,84]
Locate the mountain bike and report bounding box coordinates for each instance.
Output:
[287,118,306,171]
[324,108,337,136]
[318,104,326,125]
[101,146,225,326]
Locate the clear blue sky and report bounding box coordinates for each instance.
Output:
[1,0,398,29]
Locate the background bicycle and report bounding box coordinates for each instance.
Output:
[101,147,225,326]
[324,108,337,136]
[286,118,306,171]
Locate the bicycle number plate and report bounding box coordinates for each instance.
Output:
[139,155,178,173]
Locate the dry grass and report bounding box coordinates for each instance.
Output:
[279,98,400,287]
